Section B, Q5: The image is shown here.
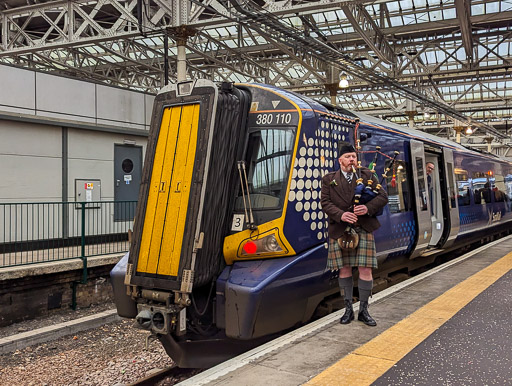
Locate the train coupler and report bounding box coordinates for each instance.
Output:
[135,303,183,335]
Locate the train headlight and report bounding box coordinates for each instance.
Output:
[240,232,283,256]
[264,235,281,252]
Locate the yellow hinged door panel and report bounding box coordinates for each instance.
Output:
[136,104,200,276]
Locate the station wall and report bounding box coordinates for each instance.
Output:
[0,64,153,244]
[0,63,152,203]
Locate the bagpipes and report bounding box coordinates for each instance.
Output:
[353,140,400,208]
[338,140,400,250]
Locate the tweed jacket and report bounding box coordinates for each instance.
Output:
[321,167,388,239]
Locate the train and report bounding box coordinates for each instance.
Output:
[111,79,512,368]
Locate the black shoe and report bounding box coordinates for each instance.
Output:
[340,300,354,324]
[358,301,377,326]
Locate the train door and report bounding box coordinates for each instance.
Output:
[440,148,460,248]
[409,140,432,258]
[424,153,444,246]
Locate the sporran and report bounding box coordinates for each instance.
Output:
[337,226,359,250]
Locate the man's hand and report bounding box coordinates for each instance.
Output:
[341,211,358,224]
[353,205,368,216]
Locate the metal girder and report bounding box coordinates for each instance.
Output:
[1,0,511,140]
[454,0,474,61]
[0,0,140,56]
[186,30,267,79]
[220,0,507,138]
[340,3,395,65]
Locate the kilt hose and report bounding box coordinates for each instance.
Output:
[327,229,377,270]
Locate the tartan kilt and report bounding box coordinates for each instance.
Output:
[327,229,377,270]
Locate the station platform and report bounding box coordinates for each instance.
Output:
[179,235,512,386]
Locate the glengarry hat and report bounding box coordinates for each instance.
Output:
[338,141,356,156]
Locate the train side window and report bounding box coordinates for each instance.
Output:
[472,172,489,204]
[455,169,470,206]
[415,157,427,211]
[385,160,411,213]
[446,163,457,209]
[492,174,507,203]
[505,174,512,202]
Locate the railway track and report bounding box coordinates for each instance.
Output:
[128,366,200,386]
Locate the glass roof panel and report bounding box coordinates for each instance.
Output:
[386,1,401,12]
[471,3,485,15]
[486,2,501,13]
[442,8,456,19]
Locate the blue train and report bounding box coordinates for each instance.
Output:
[111,80,512,368]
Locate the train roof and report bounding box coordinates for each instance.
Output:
[350,111,512,163]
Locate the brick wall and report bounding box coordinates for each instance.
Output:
[0,265,115,327]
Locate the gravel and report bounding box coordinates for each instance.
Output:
[0,305,202,385]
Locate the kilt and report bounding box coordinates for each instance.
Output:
[327,229,377,270]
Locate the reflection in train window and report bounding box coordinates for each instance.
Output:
[472,172,490,204]
[492,174,508,203]
[416,157,427,211]
[505,175,512,202]
[455,169,470,206]
[385,160,411,213]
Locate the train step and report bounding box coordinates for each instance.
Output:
[421,248,444,257]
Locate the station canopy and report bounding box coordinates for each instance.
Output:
[1,0,511,153]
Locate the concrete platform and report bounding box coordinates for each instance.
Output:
[0,252,124,280]
[0,309,120,354]
[178,235,512,386]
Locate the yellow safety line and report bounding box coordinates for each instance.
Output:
[306,252,512,386]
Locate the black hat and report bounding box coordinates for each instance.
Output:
[338,141,356,156]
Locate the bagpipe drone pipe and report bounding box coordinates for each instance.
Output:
[353,140,400,213]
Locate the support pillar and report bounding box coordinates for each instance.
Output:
[325,65,341,106]
[453,126,463,144]
[485,137,493,153]
[325,83,339,106]
[405,99,417,128]
[169,26,196,83]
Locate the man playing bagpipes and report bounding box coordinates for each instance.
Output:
[321,141,388,326]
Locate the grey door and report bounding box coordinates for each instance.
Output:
[114,144,142,221]
[441,148,460,249]
[409,139,432,259]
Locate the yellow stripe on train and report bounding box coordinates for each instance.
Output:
[136,104,200,276]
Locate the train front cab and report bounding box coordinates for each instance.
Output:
[217,86,346,341]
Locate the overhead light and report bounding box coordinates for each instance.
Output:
[465,127,473,135]
[423,111,430,119]
[339,72,349,88]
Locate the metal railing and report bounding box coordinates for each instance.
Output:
[0,201,137,268]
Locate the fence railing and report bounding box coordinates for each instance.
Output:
[0,201,136,268]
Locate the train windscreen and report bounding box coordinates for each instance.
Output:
[235,128,295,210]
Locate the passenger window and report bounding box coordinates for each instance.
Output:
[416,157,427,211]
[492,174,507,203]
[505,174,512,202]
[472,172,490,204]
[385,160,411,213]
[455,169,470,206]
[446,163,457,209]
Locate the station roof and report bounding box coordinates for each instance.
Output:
[0,0,510,154]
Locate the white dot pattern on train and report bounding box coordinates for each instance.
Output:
[288,117,352,241]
